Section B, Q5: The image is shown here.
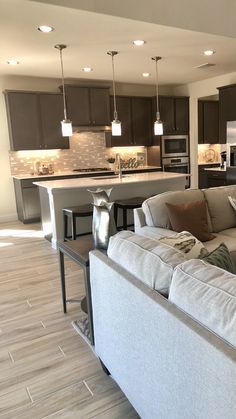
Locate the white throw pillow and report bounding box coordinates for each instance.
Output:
[158,231,208,260]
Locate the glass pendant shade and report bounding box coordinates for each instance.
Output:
[61,119,73,136]
[112,119,121,136]
[154,119,163,135]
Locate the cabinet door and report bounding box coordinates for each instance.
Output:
[106,96,132,147]
[175,98,189,133]
[65,86,90,125]
[219,85,236,143]
[159,96,175,133]
[198,101,219,144]
[90,88,110,125]
[5,91,41,150]
[39,93,69,149]
[131,97,152,145]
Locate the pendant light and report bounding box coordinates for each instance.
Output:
[107,51,121,136]
[54,44,72,137]
[152,56,163,135]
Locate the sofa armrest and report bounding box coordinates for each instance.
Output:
[134,207,146,229]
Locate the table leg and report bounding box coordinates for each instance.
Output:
[59,249,67,313]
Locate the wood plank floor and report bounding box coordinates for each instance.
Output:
[0,221,139,418]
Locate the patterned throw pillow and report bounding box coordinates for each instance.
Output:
[200,242,236,274]
[228,195,236,211]
[159,231,209,260]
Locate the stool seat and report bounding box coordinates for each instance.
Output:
[63,204,93,241]
[114,196,145,230]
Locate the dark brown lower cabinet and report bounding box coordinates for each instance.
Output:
[207,170,226,188]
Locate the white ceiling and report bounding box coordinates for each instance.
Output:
[1,0,236,87]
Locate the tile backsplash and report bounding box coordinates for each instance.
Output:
[9,132,146,175]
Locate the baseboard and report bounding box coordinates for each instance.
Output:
[0,213,18,223]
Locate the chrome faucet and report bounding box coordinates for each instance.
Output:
[115,153,122,179]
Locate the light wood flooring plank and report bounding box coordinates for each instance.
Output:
[0,221,139,418]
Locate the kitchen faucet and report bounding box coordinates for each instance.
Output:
[115,153,122,179]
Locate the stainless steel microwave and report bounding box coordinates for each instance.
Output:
[161,135,189,158]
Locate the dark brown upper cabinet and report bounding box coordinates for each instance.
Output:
[218,84,236,143]
[106,96,152,147]
[151,96,189,145]
[198,100,219,144]
[65,86,110,126]
[4,91,69,151]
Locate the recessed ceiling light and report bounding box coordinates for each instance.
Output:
[142,72,150,77]
[204,50,215,56]
[82,67,93,72]
[133,40,146,46]
[7,59,19,65]
[38,25,54,33]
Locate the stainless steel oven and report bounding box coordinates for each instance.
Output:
[162,156,190,188]
[161,135,189,158]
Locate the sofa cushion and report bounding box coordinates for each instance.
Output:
[165,200,215,242]
[169,259,236,348]
[203,185,236,232]
[200,243,236,274]
[159,231,208,259]
[142,189,213,232]
[107,230,186,296]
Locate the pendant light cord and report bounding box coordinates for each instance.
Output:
[111,54,118,120]
[59,47,67,121]
[155,58,160,118]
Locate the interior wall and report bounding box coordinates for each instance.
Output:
[173,70,236,188]
[0,74,174,223]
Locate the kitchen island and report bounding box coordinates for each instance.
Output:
[34,172,188,248]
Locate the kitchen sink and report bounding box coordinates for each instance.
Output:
[92,175,130,180]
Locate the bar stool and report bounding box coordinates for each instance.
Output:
[114,197,145,231]
[63,204,93,241]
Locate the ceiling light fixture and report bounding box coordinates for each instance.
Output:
[38,25,54,33]
[152,56,163,135]
[133,40,145,46]
[142,72,150,77]
[107,51,121,136]
[54,44,72,137]
[7,59,19,65]
[82,67,93,72]
[204,50,215,56]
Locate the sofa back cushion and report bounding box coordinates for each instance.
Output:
[169,259,236,348]
[107,230,186,296]
[203,185,236,232]
[142,189,213,232]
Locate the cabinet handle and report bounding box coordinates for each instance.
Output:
[39,145,42,149]
[45,144,47,148]
[93,120,96,124]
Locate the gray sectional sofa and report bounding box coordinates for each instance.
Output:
[90,233,236,419]
[134,185,236,263]
[89,185,236,419]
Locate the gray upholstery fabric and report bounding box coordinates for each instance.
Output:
[90,250,236,419]
[142,189,213,231]
[203,185,236,232]
[107,231,186,295]
[169,259,236,347]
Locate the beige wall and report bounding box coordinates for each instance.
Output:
[0,74,173,223]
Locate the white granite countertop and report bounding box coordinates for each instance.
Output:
[204,167,226,172]
[34,171,189,192]
[12,166,161,180]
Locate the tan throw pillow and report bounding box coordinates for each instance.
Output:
[165,200,215,242]
[159,231,209,259]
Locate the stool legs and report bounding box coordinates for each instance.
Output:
[63,213,68,241]
[123,208,127,230]
[72,215,77,241]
